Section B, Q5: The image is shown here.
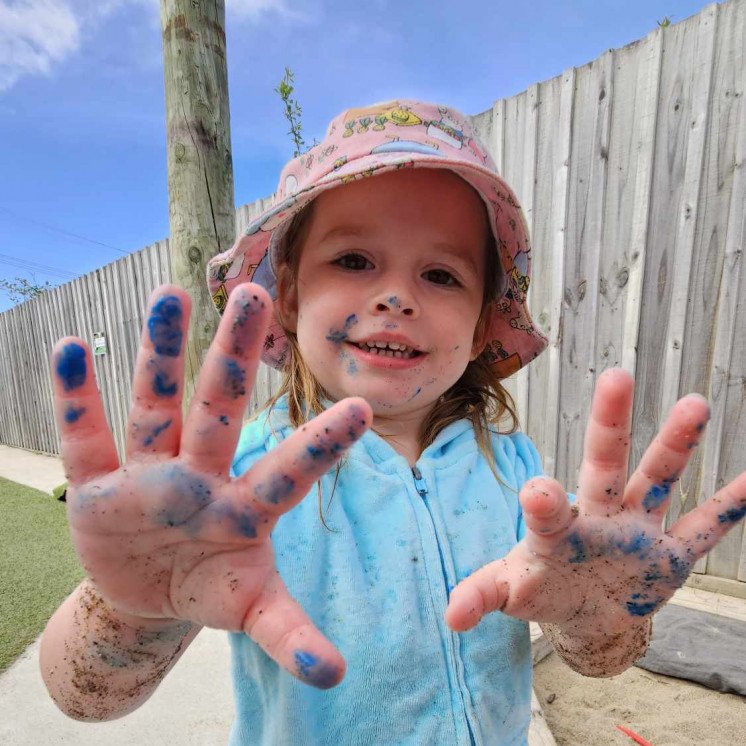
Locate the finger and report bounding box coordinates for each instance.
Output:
[202,398,371,541]
[576,367,634,516]
[127,286,191,460]
[445,559,511,632]
[179,283,272,476]
[519,477,574,554]
[667,469,746,558]
[244,571,345,689]
[624,393,710,520]
[51,338,119,484]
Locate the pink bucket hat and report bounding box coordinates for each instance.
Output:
[206,99,548,379]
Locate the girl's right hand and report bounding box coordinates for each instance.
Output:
[52,282,371,689]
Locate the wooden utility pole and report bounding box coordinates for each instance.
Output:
[160,0,234,404]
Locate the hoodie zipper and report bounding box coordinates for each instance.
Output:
[412,466,478,746]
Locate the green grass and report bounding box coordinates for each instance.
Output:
[0,477,84,672]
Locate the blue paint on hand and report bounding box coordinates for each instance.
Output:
[57,343,87,391]
[617,533,653,557]
[64,405,87,423]
[254,473,295,504]
[626,597,662,616]
[567,531,589,563]
[225,360,247,398]
[294,650,340,689]
[148,296,183,357]
[717,504,746,524]
[642,481,672,510]
[153,371,177,397]
[219,415,229,425]
[144,419,172,446]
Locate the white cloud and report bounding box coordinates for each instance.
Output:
[0,0,80,92]
[0,0,307,94]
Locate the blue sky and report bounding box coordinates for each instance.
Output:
[0,0,711,311]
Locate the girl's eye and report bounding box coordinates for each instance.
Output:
[333,253,372,271]
[424,269,461,287]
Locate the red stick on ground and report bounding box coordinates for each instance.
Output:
[616,724,655,746]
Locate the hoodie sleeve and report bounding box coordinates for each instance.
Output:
[506,431,576,541]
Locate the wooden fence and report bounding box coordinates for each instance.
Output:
[0,0,744,588]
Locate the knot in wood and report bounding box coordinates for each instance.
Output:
[188,246,202,265]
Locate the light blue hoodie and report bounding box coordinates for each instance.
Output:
[228,396,547,746]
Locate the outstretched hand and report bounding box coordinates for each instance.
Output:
[445,368,746,637]
[52,282,371,689]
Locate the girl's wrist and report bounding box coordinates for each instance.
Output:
[80,579,196,634]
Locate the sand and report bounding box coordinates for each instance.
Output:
[533,652,746,746]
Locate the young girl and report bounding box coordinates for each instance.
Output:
[42,100,746,745]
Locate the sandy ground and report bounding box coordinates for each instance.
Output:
[534,652,746,746]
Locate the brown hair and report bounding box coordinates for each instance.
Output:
[253,195,521,528]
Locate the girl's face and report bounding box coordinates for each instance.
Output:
[281,168,491,418]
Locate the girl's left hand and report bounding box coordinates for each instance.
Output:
[445,367,746,636]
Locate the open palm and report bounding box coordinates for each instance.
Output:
[445,368,746,636]
[52,282,371,689]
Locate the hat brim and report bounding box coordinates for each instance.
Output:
[207,152,549,378]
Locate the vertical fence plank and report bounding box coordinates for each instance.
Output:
[556,51,613,491]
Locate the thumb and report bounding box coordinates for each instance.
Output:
[244,571,345,689]
[444,559,511,632]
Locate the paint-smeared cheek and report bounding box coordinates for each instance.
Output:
[325,314,358,344]
[57,343,87,391]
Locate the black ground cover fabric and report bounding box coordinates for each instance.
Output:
[635,603,746,695]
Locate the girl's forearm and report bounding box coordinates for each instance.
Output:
[539,618,652,677]
[40,578,201,721]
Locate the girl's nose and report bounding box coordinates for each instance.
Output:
[369,292,418,318]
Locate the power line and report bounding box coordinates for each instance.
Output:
[0,254,78,280]
[0,206,129,254]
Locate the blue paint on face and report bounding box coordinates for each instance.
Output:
[717,504,746,524]
[384,322,399,330]
[326,314,359,343]
[57,343,86,391]
[408,387,422,401]
[148,296,183,357]
[387,296,401,309]
[642,481,672,510]
[346,356,358,375]
[626,598,662,616]
[144,419,172,447]
[294,650,339,689]
[225,360,246,399]
[153,371,177,397]
[254,473,295,504]
[64,405,87,423]
[567,532,588,563]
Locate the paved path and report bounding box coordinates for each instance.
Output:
[0,446,234,745]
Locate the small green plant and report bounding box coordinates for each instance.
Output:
[275,67,307,157]
[657,16,674,28]
[0,275,55,304]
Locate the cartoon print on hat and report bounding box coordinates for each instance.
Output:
[206,99,549,377]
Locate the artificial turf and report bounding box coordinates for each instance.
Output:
[0,477,84,672]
